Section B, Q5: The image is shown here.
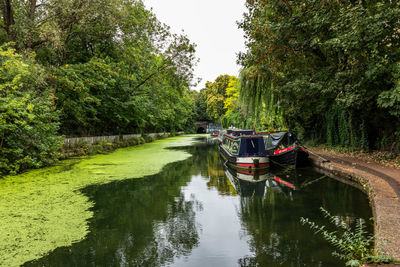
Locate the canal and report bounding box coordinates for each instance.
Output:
[4,136,372,266]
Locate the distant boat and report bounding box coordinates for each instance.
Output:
[258,130,309,168]
[219,130,269,171]
[210,130,219,137]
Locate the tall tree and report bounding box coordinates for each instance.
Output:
[238,0,400,150]
[204,75,235,122]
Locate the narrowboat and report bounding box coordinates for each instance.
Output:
[262,131,309,168]
[218,129,231,143]
[219,130,269,170]
[210,130,219,137]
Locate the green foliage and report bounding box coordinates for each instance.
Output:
[0,0,212,175]
[204,75,235,122]
[143,135,155,143]
[1,0,198,133]
[88,140,114,155]
[0,46,61,175]
[194,89,211,121]
[138,136,145,144]
[300,207,393,266]
[0,0,199,176]
[238,0,400,150]
[378,63,400,117]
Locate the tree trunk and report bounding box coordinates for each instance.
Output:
[1,0,15,41]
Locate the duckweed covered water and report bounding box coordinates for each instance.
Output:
[1,136,372,266]
[0,136,196,267]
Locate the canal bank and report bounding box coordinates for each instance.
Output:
[309,150,400,262]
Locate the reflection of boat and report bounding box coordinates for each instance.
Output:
[266,171,327,195]
[265,174,298,198]
[224,163,268,197]
[219,130,269,171]
[259,131,309,168]
[272,175,296,189]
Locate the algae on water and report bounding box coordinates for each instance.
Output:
[0,136,197,267]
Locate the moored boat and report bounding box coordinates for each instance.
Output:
[260,130,309,168]
[210,130,219,137]
[219,130,269,170]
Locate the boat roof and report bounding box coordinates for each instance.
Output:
[230,129,255,136]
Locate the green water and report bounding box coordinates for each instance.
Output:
[0,136,196,267]
[1,136,372,266]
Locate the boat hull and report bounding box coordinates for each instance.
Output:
[269,147,309,168]
[219,144,269,170]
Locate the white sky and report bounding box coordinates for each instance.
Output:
[143,0,247,91]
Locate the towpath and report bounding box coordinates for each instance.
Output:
[308,147,400,264]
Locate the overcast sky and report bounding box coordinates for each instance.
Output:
[143,0,247,91]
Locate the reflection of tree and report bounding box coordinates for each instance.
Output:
[24,155,201,267]
[167,141,233,198]
[130,194,200,266]
[181,142,233,195]
[204,146,234,195]
[236,169,373,267]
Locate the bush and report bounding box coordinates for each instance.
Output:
[138,137,145,144]
[0,46,61,175]
[88,139,114,155]
[300,207,393,266]
[143,135,155,143]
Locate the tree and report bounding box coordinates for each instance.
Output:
[204,75,235,122]
[193,89,210,121]
[238,0,400,150]
[0,46,61,175]
[0,0,199,175]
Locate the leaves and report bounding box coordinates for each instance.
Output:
[300,207,380,266]
[238,0,400,150]
[0,1,199,175]
[0,46,61,175]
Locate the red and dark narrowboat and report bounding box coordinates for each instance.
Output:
[219,130,269,171]
[210,130,220,137]
[262,131,309,168]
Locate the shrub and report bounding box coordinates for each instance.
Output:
[300,207,393,266]
[0,46,61,175]
[88,139,114,155]
[138,137,145,144]
[143,135,155,143]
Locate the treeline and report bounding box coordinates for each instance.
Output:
[235,0,400,151]
[0,0,198,175]
[197,74,285,131]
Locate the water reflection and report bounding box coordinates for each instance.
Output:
[25,138,372,267]
[224,164,268,197]
[25,156,202,266]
